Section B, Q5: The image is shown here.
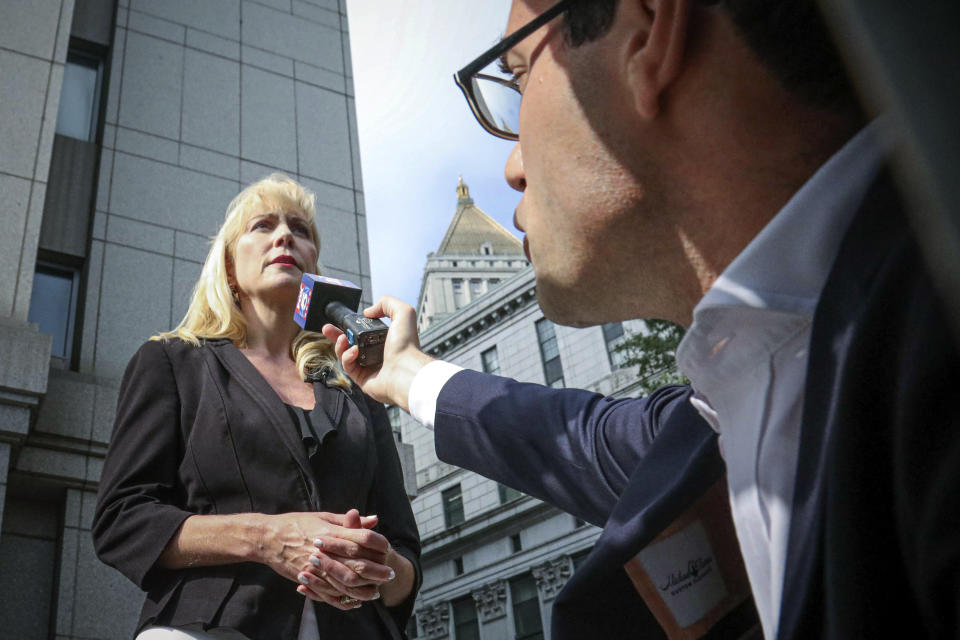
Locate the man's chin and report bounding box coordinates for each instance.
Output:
[534,282,603,328]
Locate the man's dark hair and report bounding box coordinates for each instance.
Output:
[563,0,861,114]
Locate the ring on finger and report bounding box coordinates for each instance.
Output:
[340,595,360,605]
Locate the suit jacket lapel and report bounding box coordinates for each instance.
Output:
[778,171,902,639]
[206,340,316,492]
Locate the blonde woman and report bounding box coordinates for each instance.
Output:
[93,174,420,640]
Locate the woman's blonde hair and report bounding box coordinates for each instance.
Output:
[153,173,351,389]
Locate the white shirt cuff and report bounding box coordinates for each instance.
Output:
[408,360,464,430]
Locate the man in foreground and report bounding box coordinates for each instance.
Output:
[325,1,960,637]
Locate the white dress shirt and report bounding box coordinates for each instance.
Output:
[676,122,885,637]
[408,123,886,638]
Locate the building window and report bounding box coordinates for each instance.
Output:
[510,533,522,553]
[535,319,564,388]
[442,484,465,528]
[452,278,466,308]
[510,574,544,640]
[481,242,492,255]
[454,556,464,576]
[481,346,500,375]
[602,322,629,370]
[406,614,419,639]
[28,262,81,360]
[498,483,521,504]
[489,278,500,286]
[453,595,481,640]
[470,278,483,298]
[56,51,103,142]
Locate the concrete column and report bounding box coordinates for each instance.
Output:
[0,443,9,540]
[0,0,76,320]
[473,580,509,639]
[532,555,572,640]
[0,317,52,550]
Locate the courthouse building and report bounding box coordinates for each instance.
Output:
[0,0,375,637]
[398,180,649,640]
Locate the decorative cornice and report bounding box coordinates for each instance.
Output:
[422,274,538,359]
[472,580,508,622]
[418,601,450,639]
[532,555,572,601]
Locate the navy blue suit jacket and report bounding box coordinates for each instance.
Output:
[433,172,960,639]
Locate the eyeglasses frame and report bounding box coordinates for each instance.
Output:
[453,0,572,141]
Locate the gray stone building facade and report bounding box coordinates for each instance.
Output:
[397,181,648,640]
[0,0,371,637]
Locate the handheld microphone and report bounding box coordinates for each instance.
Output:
[294,274,388,367]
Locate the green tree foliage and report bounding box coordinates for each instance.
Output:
[614,320,688,392]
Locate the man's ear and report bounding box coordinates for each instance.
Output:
[623,0,691,120]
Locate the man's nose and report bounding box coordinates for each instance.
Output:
[504,143,525,192]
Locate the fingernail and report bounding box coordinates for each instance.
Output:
[309,556,321,567]
[372,592,381,600]
[388,569,396,581]
[298,574,310,585]
[313,538,324,548]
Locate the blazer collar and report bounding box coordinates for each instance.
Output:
[204,340,344,486]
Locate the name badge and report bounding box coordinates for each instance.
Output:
[623,478,757,639]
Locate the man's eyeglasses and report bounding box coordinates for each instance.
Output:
[453,0,571,141]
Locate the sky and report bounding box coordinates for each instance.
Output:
[345,0,518,308]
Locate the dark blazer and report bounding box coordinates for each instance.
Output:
[433,171,960,639]
[92,337,421,640]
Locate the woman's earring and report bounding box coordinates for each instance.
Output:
[230,285,241,307]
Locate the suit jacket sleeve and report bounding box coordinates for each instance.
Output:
[434,370,703,526]
[92,340,194,591]
[362,394,422,627]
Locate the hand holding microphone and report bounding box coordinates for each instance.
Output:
[320,295,434,412]
[295,275,389,367]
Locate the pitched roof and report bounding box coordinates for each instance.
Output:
[435,177,523,256]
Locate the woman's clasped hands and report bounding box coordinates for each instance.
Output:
[259,508,396,611]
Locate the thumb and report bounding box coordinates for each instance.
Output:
[363,295,408,323]
[344,508,362,529]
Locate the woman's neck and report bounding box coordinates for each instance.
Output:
[240,296,300,359]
